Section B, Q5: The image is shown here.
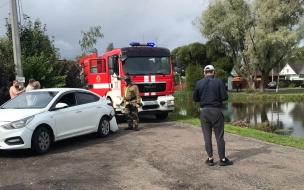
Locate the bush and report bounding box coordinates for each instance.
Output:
[185,65,204,91]
[173,74,180,85]
[278,81,285,88]
[288,83,296,88]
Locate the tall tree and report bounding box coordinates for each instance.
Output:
[289,46,304,62]
[78,25,104,57]
[171,40,233,82]
[1,15,68,93]
[106,42,114,52]
[193,0,304,92]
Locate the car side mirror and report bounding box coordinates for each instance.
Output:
[55,103,68,110]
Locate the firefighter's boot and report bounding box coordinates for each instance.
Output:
[134,125,140,131]
[124,124,133,130]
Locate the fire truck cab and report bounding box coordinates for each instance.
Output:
[78,42,176,120]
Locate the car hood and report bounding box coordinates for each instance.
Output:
[0,109,45,122]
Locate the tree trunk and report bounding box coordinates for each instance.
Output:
[243,76,255,90]
[259,71,269,92]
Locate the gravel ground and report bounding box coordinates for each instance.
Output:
[0,116,304,190]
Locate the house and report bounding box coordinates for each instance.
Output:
[279,61,304,81]
[227,69,238,90]
[230,69,280,89]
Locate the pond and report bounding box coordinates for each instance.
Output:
[175,101,304,138]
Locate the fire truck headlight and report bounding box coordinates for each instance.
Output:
[167,100,174,105]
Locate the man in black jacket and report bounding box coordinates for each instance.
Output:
[193,65,233,166]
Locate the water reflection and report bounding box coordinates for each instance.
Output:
[175,101,304,138]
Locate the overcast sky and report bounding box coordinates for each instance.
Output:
[0,0,209,60]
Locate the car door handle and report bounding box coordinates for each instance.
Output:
[76,110,82,113]
[97,106,102,108]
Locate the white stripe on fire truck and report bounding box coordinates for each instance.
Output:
[93,83,110,89]
[144,76,149,96]
[151,75,156,96]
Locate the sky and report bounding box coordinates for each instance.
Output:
[0,0,209,60]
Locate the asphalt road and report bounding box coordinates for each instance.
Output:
[1,116,304,190]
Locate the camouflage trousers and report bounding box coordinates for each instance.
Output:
[125,107,139,125]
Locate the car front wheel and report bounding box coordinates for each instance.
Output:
[31,127,51,155]
[97,117,110,138]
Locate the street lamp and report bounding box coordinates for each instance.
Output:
[276,64,280,92]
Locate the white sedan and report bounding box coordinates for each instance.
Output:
[0,88,119,155]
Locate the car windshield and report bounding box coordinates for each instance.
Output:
[122,57,171,75]
[1,91,59,109]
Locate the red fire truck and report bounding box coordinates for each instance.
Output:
[78,42,177,120]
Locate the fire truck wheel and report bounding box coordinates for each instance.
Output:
[97,117,110,138]
[155,113,168,120]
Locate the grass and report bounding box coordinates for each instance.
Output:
[168,112,304,150]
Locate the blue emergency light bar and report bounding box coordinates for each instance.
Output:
[129,42,155,47]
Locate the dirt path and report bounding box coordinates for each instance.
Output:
[0,117,304,190]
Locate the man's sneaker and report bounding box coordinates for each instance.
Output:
[219,158,233,166]
[205,158,215,166]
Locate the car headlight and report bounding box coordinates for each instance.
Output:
[1,116,35,130]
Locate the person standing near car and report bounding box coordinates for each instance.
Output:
[192,65,233,166]
[26,78,35,91]
[9,80,25,99]
[33,81,41,89]
[121,75,142,131]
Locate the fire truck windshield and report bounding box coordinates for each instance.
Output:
[122,57,171,75]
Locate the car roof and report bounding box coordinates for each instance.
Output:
[28,88,90,93]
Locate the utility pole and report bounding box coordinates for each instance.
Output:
[9,0,24,86]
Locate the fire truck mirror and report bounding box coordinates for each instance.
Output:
[109,58,114,69]
[176,57,181,68]
[120,55,127,62]
[175,68,182,73]
[109,69,114,75]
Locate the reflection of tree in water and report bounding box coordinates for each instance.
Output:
[290,103,304,128]
[175,101,200,118]
[175,100,295,136]
[231,102,293,135]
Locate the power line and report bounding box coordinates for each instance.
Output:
[0,2,9,8]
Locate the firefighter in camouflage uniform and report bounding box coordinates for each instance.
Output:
[121,75,142,131]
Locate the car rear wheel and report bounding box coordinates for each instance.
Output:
[97,117,110,138]
[31,127,51,155]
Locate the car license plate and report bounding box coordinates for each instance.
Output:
[143,101,158,105]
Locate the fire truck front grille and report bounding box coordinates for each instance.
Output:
[137,82,166,93]
[142,105,159,110]
[142,96,157,101]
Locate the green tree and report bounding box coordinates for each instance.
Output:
[5,15,65,88]
[185,65,204,91]
[172,40,233,82]
[289,46,304,62]
[193,0,304,92]
[1,14,73,91]
[79,25,104,57]
[106,42,114,52]
[205,39,234,82]
[0,37,15,104]
[22,53,66,88]
[5,15,59,58]
[56,59,86,88]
